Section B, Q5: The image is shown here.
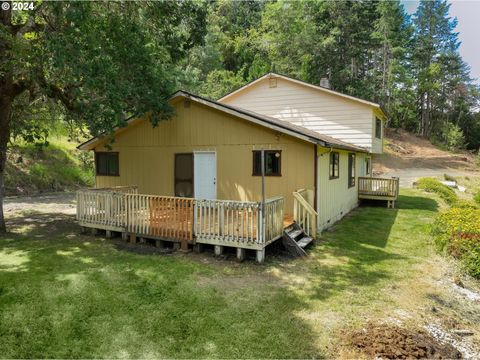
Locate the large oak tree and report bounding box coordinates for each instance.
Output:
[0,1,206,232]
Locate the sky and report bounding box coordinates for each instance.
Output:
[402,0,480,84]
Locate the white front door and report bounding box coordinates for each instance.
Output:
[194,152,216,199]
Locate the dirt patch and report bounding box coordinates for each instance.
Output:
[345,322,462,359]
[374,129,478,175]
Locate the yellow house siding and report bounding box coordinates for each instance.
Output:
[316,149,365,230]
[220,77,382,153]
[94,100,314,213]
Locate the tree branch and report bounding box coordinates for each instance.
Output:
[38,77,78,113]
[12,2,46,36]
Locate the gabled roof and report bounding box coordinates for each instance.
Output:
[218,72,384,111]
[78,90,367,152]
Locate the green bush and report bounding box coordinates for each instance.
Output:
[29,163,53,188]
[431,207,480,278]
[444,173,457,182]
[416,177,458,205]
[7,140,94,194]
[474,191,480,205]
[441,123,465,151]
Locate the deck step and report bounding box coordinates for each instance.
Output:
[282,223,313,257]
[287,229,303,239]
[297,236,313,249]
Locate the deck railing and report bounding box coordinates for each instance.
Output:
[126,194,194,244]
[76,189,130,229]
[76,188,284,251]
[293,189,318,237]
[194,196,284,249]
[358,177,399,198]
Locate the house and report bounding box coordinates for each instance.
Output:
[76,73,398,262]
[218,73,386,154]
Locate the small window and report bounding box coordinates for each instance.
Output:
[175,153,194,197]
[348,153,356,188]
[329,152,339,179]
[95,152,119,176]
[365,157,371,175]
[375,118,382,139]
[252,150,281,176]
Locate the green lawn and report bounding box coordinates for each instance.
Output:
[0,189,468,358]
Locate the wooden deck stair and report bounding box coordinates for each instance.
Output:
[282,223,314,257]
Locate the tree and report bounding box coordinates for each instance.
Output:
[371,1,416,129]
[412,0,468,137]
[0,1,206,232]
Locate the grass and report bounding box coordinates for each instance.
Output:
[5,136,94,195]
[1,189,477,358]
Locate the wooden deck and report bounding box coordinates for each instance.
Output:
[358,177,400,208]
[77,187,285,262]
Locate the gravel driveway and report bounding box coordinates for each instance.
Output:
[3,192,76,215]
[382,169,479,187]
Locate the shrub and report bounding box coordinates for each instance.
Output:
[441,123,465,151]
[29,163,53,188]
[443,173,456,182]
[431,207,480,278]
[474,191,480,205]
[416,178,457,205]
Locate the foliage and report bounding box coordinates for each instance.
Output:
[431,207,480,278]
[474,190,480,206]
[198,69,245,100]
[182,0,480,150]
[439,123,465,151]
[1,0,208,230]
[443,173,456,182]
[5,139,94,195]
[416,178,457,205]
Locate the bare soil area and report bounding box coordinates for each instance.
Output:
[345,323,462,359]
[374,129,479,187]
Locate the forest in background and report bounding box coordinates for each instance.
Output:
[182,0,480,151]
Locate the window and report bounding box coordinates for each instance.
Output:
[348,153,356,188]
[329,152,339,179]
[95,152,119,176]
[365,157,371,175]
[252,150,281,176]
[375,118,382,139]
[175,153,194,197]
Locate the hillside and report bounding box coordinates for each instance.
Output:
[5,137,94,196]
[374,129,479,175]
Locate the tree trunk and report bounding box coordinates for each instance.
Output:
[0,95,12,233]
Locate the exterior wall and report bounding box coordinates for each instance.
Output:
[93,99,314,214]
[371,114,384,154]
[220,77,383,153]
[316,149,366,230]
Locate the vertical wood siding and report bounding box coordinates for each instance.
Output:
[94,100,314,214]
[220,77,382,153]
[316,150,366,230]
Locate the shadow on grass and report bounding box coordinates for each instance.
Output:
[1,211,323,358]
[271,193,439,302]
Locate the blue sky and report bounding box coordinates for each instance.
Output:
[401,0,480,84]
